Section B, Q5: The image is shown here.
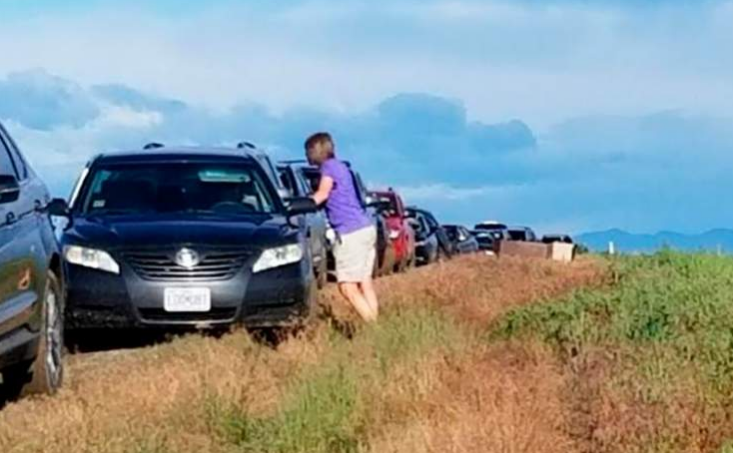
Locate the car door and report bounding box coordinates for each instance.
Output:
[461,227,478,253]
[294,167,327,265]
[0,130,42,340]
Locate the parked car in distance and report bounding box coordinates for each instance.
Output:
[474,221,508,240]
[542,234,574,244]
[56,144,319,332]
[443,224,480,254]
[471,230,496,254]
[277,162,329,288]
[0,121,65,398]
[472,221,507,254]
[507,226,538,242]
[407,207,453,265]
[368,189,416,272]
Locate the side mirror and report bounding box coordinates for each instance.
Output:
[48,198,71,217]
[0,174,20,205]
[286,197,318,216]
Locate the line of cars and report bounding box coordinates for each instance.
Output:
[470,220,574,254]
[0,118,572,400]
[0,125,469,400]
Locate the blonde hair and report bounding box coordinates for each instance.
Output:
[305,132,335,165]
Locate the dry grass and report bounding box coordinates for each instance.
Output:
[0,255,604,453]
[366,342,573,453]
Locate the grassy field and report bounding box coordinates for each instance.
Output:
[492,251,733,452]
[8,251,733,452]
[0,255,600,453]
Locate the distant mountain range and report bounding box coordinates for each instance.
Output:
[576,229,733,253]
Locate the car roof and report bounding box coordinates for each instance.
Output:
[475,222,507,228]
[92,145,264,165]
[277,161,318,171]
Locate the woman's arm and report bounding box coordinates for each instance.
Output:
[312,175,334,205]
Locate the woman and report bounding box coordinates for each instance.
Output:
[305,132,378,322]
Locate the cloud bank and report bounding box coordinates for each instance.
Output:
[3,70,733,235]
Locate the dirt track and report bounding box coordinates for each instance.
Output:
[0,255,605,453]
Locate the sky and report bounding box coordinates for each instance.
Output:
[2,0,733,234]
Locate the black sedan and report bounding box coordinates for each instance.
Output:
[55,145,318,331]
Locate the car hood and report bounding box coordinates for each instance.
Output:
[62,214,298,250]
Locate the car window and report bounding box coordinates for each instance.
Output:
[300,168,321,193]
[79,162,277,216]
[278,168,297,196]
[508,230,527,241]
[1,131,28,180]
[290,169,313,196]
[424,213,439,229]
[0,135,17,178]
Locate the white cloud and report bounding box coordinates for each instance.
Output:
[98,106,163,129]
[1,1,732,129]
[394,183,502,202]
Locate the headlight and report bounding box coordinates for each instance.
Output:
[253,244,303,273]
[389,229,401,240]
[64,245,120,274]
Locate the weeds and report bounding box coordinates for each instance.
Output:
[492,251,733,452]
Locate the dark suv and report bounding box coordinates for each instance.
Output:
[55,145,318,331]
[0,122,65,398]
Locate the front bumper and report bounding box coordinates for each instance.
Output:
[65,258,314,330]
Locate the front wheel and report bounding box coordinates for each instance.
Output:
[3,270,65,398]
[316,256,328,289]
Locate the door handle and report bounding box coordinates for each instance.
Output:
[6,212,16,225]
[34,199,43,212]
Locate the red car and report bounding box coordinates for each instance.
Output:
[369,189,416,273]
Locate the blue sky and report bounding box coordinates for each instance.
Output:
[2,0,733,234]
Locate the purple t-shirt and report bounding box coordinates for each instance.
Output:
[320,158,372,235]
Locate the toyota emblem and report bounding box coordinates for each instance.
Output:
[175,248,200,269]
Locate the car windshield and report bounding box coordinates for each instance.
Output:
[78,162,277,216]
[373,194,398,216]
[444,226,459,240]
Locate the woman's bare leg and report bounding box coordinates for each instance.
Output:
[339,282,377,322]
[358,278,379,320]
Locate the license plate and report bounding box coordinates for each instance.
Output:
[164,288,211,313]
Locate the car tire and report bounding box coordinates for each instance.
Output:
[394,260,405,274]
[407,254,416,270]
[316,256,328,289]
[292,278,321,335]
[3,270,65,397]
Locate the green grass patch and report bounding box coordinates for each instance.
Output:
[207,305,469,453]
[490,250,733,450]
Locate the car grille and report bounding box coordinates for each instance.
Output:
[123,249,253,282]
[138,307,238,323]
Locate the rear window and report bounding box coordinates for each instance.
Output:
[78,162,277,216]
[508,230,527,241]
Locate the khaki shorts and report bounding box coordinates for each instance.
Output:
[334,225,377,283]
